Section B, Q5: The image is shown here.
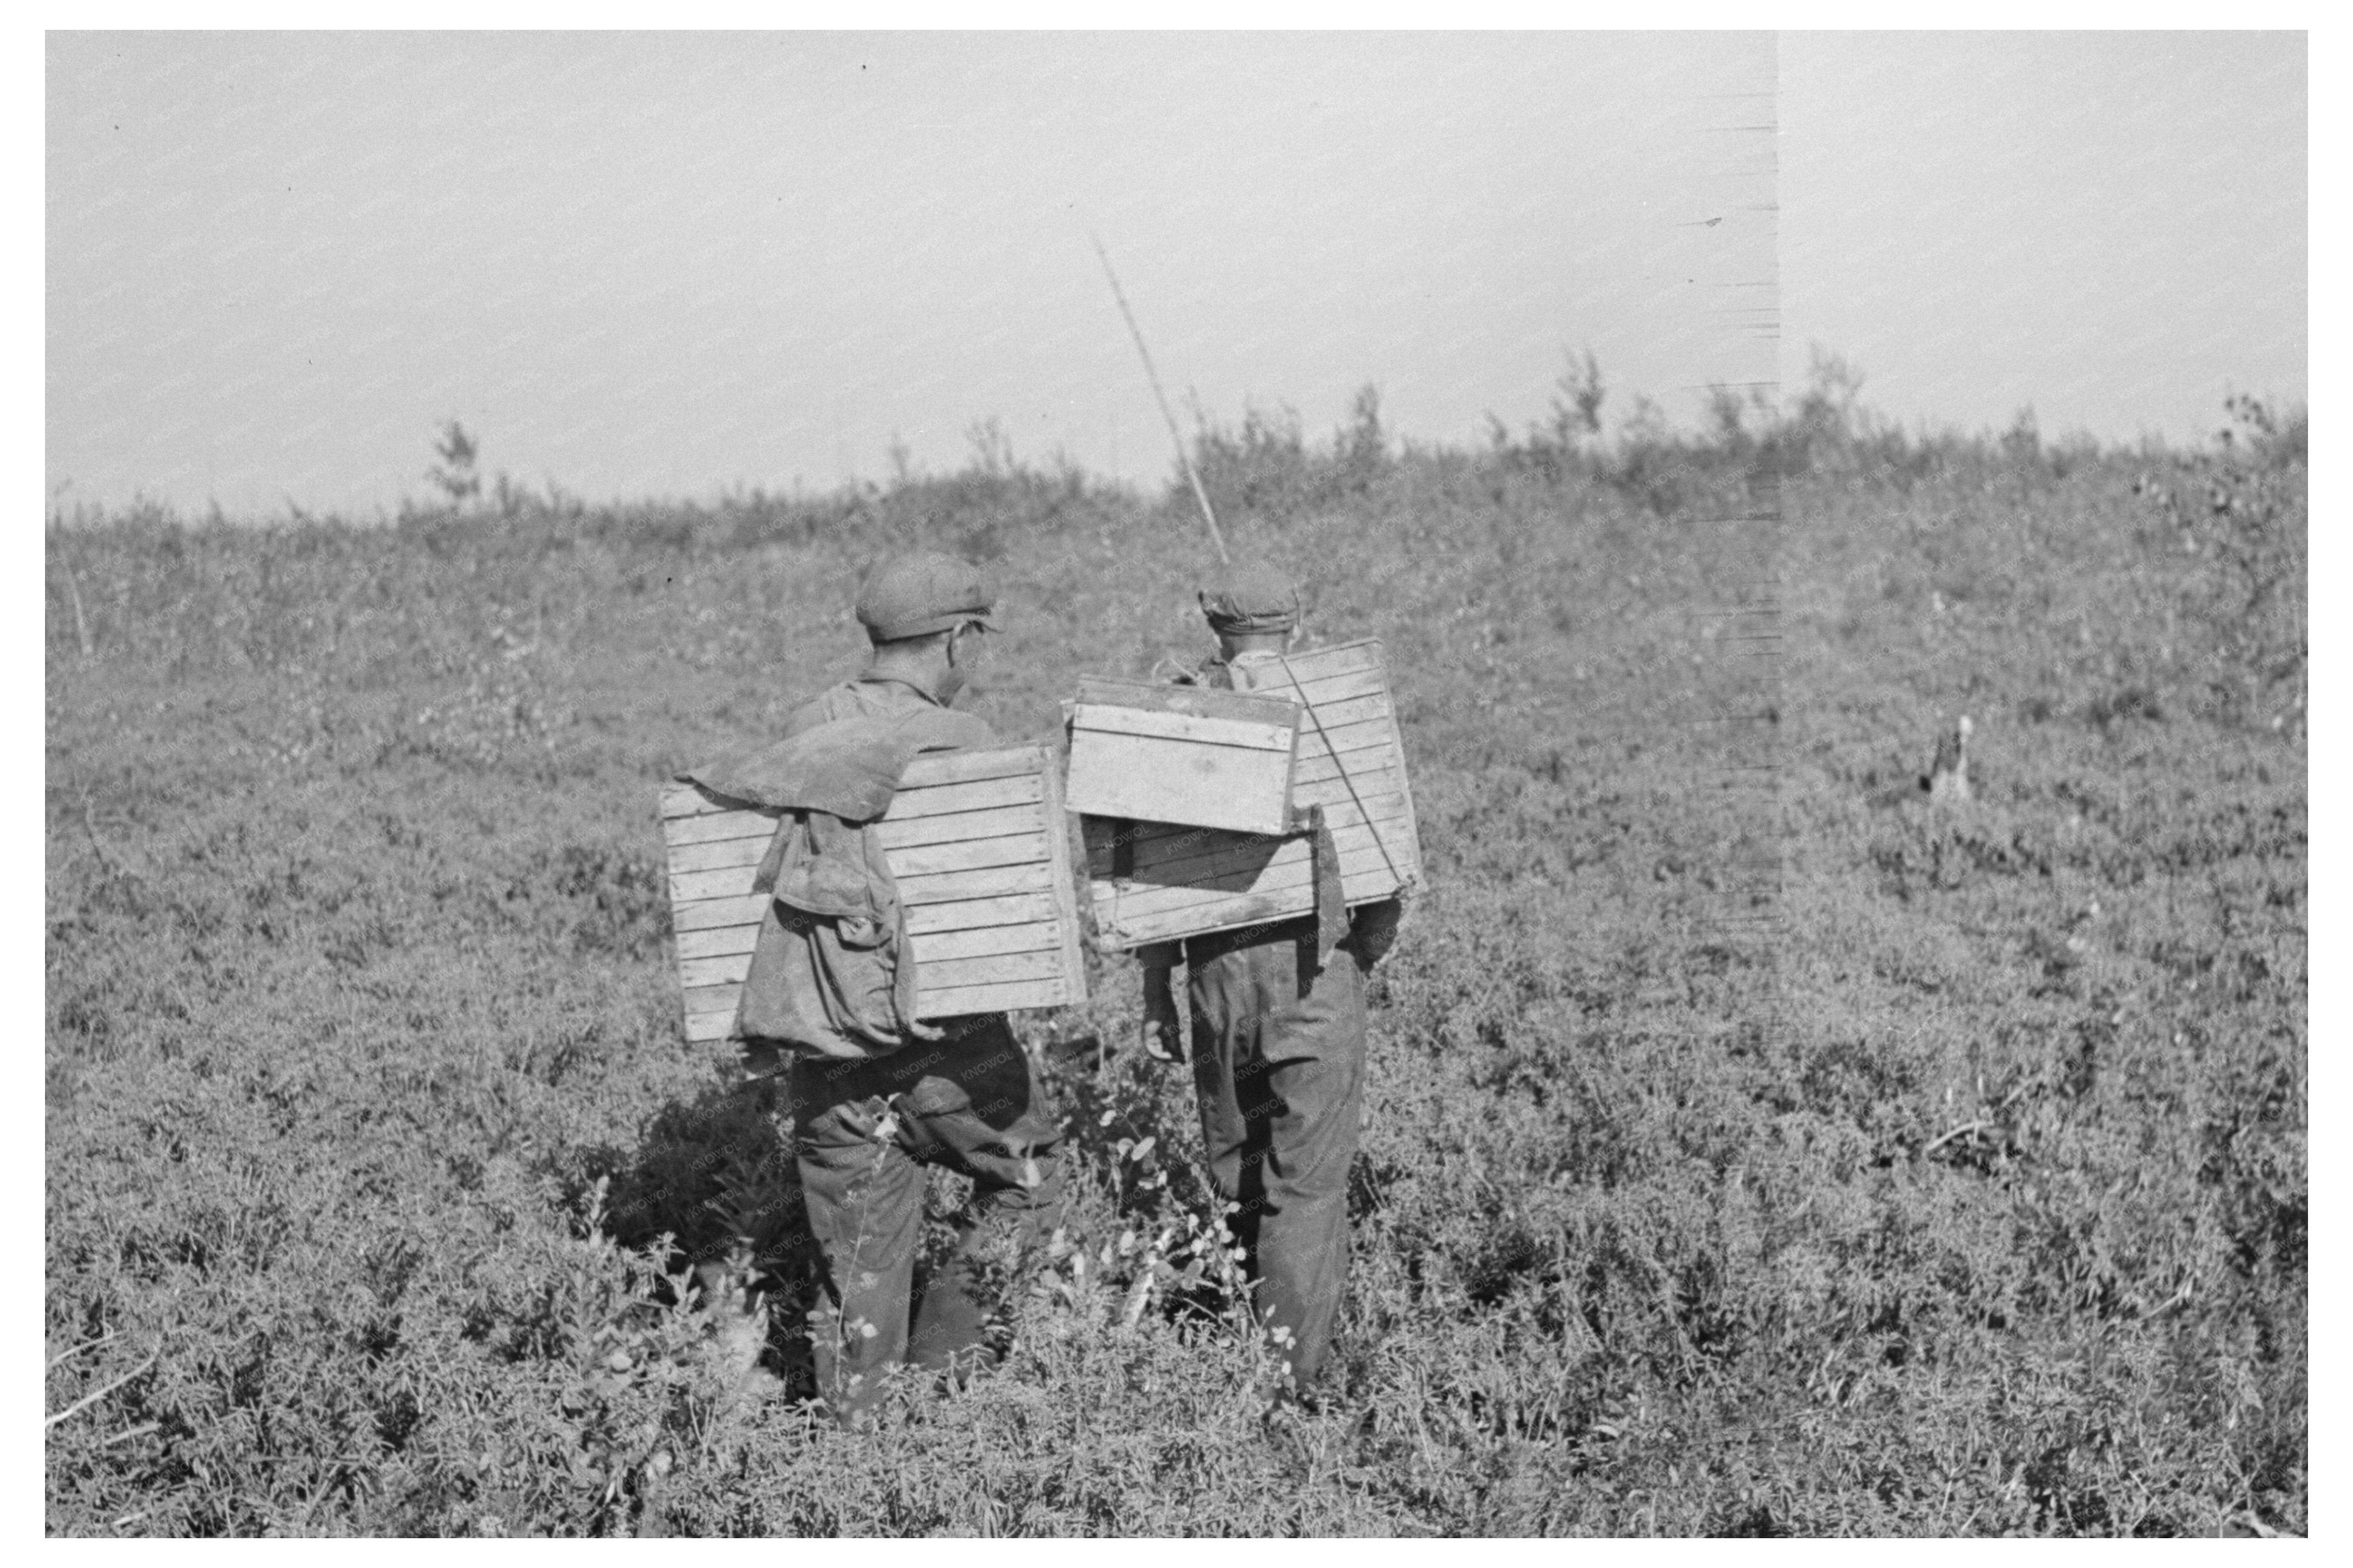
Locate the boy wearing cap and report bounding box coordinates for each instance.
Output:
[1138,563,1402,1407]
[773,552,1065,1424]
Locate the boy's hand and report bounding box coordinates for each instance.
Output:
[1349,892,1414,971]
[1141,965,1183,1063]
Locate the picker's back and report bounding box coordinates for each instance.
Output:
[660,745,1087,1042]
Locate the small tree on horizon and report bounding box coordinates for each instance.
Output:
[429,420,481,508]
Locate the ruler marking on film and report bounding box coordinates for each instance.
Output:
[1683,46,1786,972]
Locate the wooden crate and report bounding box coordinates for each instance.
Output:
[659,744,1086,1042]
[1082,638,1423,950]
[1063,677,1301,836]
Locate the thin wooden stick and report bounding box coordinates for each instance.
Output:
[1091,234,1231,566]
[60,546,94,658]
[49,1330,117,1372]
[46,1345,160,1428]
[1924,1119,1992,1155]
[49,493,94,658]
[76,775,137,883]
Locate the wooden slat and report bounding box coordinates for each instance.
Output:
[1091,810,1402,885]
[1069,704,1296,753]
[687,974,1083,1036]
[683,981,743,1016]
[1085,800,1411,877]
[895,859,1054,906]
[900,745,1051,790]
[1084,858,1415,949]
[1108,834,1312,893]
[1082,820,1234,869]
[1093,869,1404,949]
[1101,832,1404,903]
[1293,741,1396,780]
[916,948,1071,992]
[1239,665,1388,707]
[673,849,1054,905]
[1283,690,1391,732]
[1291,774,1407,813]
[1290,715,1398,761]
[676,923,1076,1024]
[663,810,777,848]
[879,772,1044,819]
[1096,893,1310,949]
[671,865,760,903]
[886,832,1049,879]
[1093,850,1406,925]
[679,858,1057,910]
[676,924,761,960]
[1081,789,1409,851]
[1074,677,1299,726]
[911,921,1063,962]
[664,746,1043,817]
[1267,639,1382,678]
[872,801,1045,849]
[1091,842,1405,920]
[661,781,731,820]
[676,799,1054,854]
[903,890,1061,934]
[667,833,776,875]
[671,892,769,932]
[919,976,1076,1018]
[1294,797,1413,841]
[680,951,755,988]
[1036,744,1088,1002]
[1335,864,1409,900]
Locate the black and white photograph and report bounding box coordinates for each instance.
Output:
[41,23,2311,1538]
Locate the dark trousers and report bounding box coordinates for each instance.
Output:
[788,1015,1063,1422]
[1185,919,1369,1391]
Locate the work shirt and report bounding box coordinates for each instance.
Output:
[720,675,996,1072]
[784,672,996,751]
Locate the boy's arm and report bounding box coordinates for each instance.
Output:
[1137,942,1183,1062]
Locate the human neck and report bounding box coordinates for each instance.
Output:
[864,648,950,704]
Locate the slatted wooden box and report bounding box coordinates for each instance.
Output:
[1063,677,1302,836]
[1081,638,1423,951]
[660,745,1086,1042]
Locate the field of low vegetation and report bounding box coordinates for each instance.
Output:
[44,367,2305,1535]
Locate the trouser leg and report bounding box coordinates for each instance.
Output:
[1188,926,1369,1390]
[888,1016,1067,1372]
[908,1153,1067,1370]
[792,1084,925,1424]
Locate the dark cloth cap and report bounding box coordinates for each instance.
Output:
[1198,561,1301,635]
[856,552,998,642]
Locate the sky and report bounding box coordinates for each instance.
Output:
[44,30,2306,518]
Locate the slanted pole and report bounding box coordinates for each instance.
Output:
[1091,234,1231,566]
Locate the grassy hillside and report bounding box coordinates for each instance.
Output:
[44,401,2305,1535]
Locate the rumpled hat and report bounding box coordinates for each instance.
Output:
[1198,561,1301,635]
[856,552,998,642]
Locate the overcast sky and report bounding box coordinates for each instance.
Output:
[45,30,2306,518]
